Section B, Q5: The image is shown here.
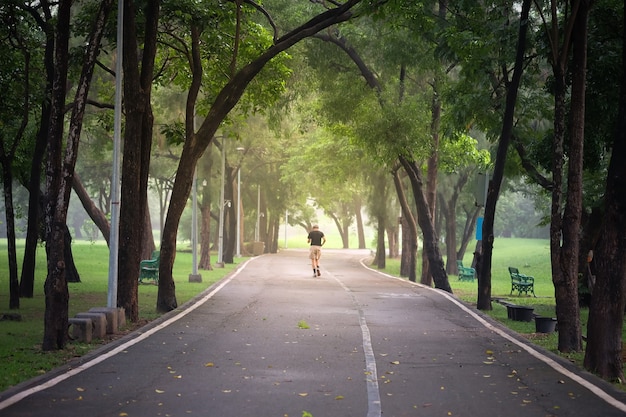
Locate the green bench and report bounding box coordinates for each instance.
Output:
[508,266,535,297]
[456,260,476,282]
[139,250,160,284]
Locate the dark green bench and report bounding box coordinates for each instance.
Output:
[139,250,160,284]
[508,266,535,297]
[456,260,476,282]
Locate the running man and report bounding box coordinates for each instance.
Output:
[307,225,326,277]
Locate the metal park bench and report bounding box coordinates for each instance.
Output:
[139,250,160,284]
[508,266,535,297]
[456,260,476,282]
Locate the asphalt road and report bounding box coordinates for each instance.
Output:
[2,249,626,417]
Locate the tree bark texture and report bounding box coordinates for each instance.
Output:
[118,0,160,321]
[399,156,451,292]
[42,0,72,351]
[73,173,110,244]
[554,1,588,353]
[2,164,20,309]
[20,2,55,298]
[392,167,417,282]
[583,0,626,381]
[477,0,530,310]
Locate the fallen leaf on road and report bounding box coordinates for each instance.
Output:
[298,392,308,397]
[391,361,400,365]
[155,389,165,394]
[205,362,214,367]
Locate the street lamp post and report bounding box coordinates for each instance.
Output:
[255,184,260,242]
[217,140,226,267]
[236,169,241,257]
[236,147,245,257]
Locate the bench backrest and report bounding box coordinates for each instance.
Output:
[508,266,519,275]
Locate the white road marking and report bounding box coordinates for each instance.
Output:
[0,258,254,411]
[359,258,626,414]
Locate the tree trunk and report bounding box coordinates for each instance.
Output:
[1,164,20,309]
[399,156,451,292]
[42,0,112,349]
[375,214,386,269]
[42,0,72,351]
[554,0,588,353]
[73,173,110,244]
[477,0,530,310]
[118,0,160,321]
[64,225,80,283]
[549,1,587,353]
[355,197,366,249]
[142,205,156,259]
[20,4,55,299]
[584,3,626,379]
[457,205,481,262]
[422,73,441,284]
[393,167,417,281]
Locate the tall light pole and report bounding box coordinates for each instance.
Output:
[217,139,226,267]
[235,147,244,257]
[255,184,260,242]
[107,0,124,309]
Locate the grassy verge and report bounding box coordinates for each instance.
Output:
[0,240,243,392]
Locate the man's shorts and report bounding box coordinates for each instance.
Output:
[309,245,322,260]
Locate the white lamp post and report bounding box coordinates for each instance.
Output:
[107,0,124,308]
[217,140,226,267]
[236,147,245,257]
[255,184,260,242]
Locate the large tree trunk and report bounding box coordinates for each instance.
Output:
[64,226,80,283]
[422,73,441,284]
[157,1,365,311]
[457,205,481,262]
[42,0,112,350]
[553,1,587,353]
[399,156,451,292]
[583,3,626,379]
[1,165,20,309]
[392,167,417,282]
[20,4,55,299]
[42,0,72,351]
[117,0,159,322]
[354,197,366,249]
[477,0,530,310]
[375,214,386,269]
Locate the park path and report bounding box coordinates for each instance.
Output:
[1,249,626,417]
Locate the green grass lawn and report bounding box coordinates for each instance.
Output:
[0,240,242,392]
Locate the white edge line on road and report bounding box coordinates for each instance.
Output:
[359,258,626,413]
[0,258,256,411]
